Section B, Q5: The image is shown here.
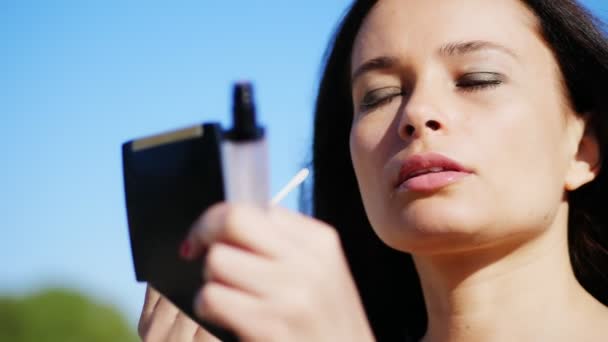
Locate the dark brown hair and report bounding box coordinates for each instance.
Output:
[310,1,608,340]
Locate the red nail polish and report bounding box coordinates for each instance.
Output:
[179,240,191,259]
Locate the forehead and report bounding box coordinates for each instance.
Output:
[352,0,540,65]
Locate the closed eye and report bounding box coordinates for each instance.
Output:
[359,86,403,112]
[457,72,504,92]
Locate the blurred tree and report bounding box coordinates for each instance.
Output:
[0,288,138,342]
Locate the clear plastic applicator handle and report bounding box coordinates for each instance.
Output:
[221,82,269,206]
[221,139,269,204]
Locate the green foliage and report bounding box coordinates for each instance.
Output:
[0,288,138,342]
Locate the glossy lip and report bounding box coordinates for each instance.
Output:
[395,152,473,189]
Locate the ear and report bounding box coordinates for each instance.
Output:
[564,114,601,191]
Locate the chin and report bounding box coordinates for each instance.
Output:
[370,196,496,254]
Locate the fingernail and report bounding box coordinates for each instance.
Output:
[179,240,191,259]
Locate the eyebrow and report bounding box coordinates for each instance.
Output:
[351,40,518,85]
[438,40,518,59]
[351,56,398,85]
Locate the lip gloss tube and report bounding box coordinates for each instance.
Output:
[221,82,269,206]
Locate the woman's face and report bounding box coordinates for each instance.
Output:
[349,0,592,254]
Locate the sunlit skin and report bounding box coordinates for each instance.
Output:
[350,0,606,340]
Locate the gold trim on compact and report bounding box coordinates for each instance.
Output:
[131,125,204,151]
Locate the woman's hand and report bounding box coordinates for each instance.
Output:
[181,203,375,342]
[138,286,221,342]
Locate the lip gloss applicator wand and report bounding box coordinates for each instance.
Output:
[222,81,270,206]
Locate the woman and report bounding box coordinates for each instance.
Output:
[138,0,608,340]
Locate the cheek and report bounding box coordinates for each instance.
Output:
[349,121,379,191]
[349,114,395,178]
[349,117,395,219]
[476,98,567,224]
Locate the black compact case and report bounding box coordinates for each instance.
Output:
[122,123,237,342]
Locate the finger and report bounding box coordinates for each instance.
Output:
[194,282,262,340]
[140,296,180,342]
[165,312,199,341]
[193,327,222,342]
[183,203,290,260]
[268,205,331,236]
[143,285,162,313]
[267,206,340,253]
[204,243,274,296]
[138,285,162,336]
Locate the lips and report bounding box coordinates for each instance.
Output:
[395,152,472,192]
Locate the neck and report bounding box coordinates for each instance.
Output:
[414,205,596,342]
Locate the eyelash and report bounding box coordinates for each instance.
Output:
[358,75,503,112]
[457,79,503,92]
[359,88,402,112]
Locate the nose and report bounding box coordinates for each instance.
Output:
[397,87,446,140]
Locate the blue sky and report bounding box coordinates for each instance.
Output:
[2,0,607,326]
